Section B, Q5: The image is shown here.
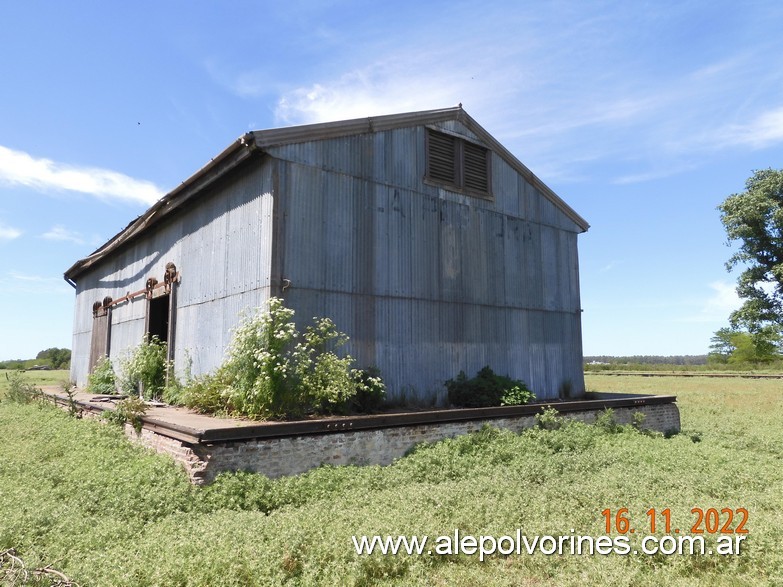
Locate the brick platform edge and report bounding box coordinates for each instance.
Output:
[119,399,680,484]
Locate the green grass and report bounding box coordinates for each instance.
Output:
[0,369,70,395]
[0,372,781,586]
[584,362,783,373]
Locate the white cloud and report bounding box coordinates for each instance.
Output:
[0,145,164,205]
[600,261,619,273]
[3,271,71,295]
[221,2,783,187]
[274,66,464,125]
[0,221,22,241]
[683,281,742,323]
[704,280,741,314]
[9,271,53,282]
[712,106,783,150]
[41,225,85,245]
[613,163,698,185]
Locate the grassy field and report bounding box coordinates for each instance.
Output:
[584,362,783,374]
[0,369,71,394]
[0,371,781,586]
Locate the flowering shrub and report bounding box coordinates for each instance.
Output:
[184,298,385,419]
[220,298,304,418]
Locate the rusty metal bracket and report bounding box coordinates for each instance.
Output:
[94,262,181,311]
[145,277,158,298]
[164,262,178,293]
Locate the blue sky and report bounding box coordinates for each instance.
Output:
[2,0,783,360]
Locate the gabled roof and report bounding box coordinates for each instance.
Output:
[65,106,589,282]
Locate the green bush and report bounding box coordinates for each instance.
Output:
[103,395,148,432]
[631,411,646,430]
[535,406,562,430]
[446,366,534,408]
[118,336,170,400]
[500,383,536,406]
[348,367,387,413]
[180,373,232,415]
[594,407,622,433]
[295,317,361,414]
[183,298,385,419]
[87,356,118,395]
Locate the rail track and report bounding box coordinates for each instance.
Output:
[585,371,783,379]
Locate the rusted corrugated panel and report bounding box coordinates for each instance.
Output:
[66,107,585,289]
[540,224,560,311]
[175,301,223,376]
[502,216,525,307]
[278,284,582,403]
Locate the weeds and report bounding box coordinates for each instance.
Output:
[446,366,534,408]
[348,367,387,413]
[102,396,147,433]
[0,548,81,586]
[61,380,82,419]
[2,372,781,586]
[631,410,646,430]
[118,336,170,400]
[4,371,44,405]
[594,407,622,433]
[535,406,562,430]
[86,356,117,395]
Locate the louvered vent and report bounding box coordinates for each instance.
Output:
[426,128,491,197]
[463,141,489,193]
[427,129,457,184]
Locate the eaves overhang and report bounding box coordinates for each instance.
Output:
[64,134,259,282]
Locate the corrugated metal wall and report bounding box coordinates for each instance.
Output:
[268,122,584,401]
[71,121,584,402]
[70,163,274,386]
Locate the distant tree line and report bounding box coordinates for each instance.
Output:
[584,355,708,366]
[0,348,71,370]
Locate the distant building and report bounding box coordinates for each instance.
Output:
[65,106,589,402]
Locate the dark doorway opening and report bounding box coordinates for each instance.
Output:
[148,294,170,343]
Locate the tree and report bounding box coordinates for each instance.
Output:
[718,168,783,330]
[707,327,735,364]
[35,347,71,369]
[708,326,781,365]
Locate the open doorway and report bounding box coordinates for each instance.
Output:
[147,294,170,344]
[145,263,179,365]
[146,291,177,366]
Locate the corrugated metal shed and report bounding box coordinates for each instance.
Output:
[67,106,588,402]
